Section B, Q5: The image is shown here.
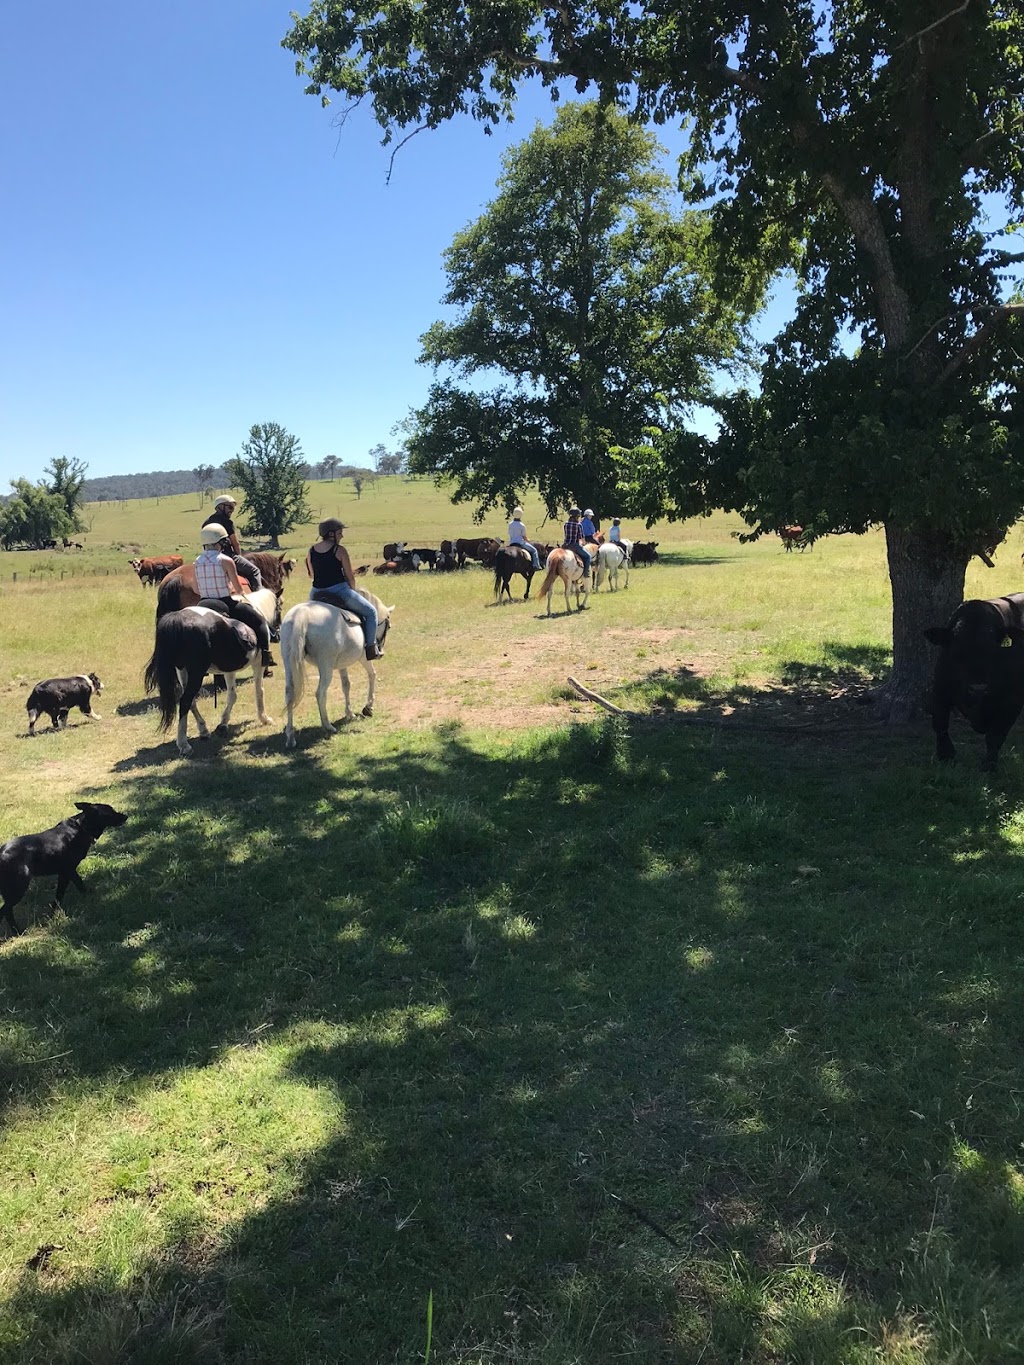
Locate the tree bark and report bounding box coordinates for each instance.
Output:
[881,525,968,721]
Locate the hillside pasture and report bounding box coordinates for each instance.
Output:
[1,486,1023,1363]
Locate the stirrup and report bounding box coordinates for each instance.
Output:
[365,643,383,661]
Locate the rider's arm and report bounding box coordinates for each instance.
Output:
[228,532,242,555]
[305,552,313,578]
[221,555,245,596]
[336,544,356,590]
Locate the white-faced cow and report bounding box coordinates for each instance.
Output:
[925,592,1024,771]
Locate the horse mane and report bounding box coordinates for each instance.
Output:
[355,587,394,618]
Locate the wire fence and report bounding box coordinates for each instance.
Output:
[0,565,130,583]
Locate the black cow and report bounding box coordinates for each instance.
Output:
[409,548,437,569]
[631,541,660,566]
[925,593,1024,770]
[26,674,103,734]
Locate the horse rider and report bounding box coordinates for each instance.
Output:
[306,518,383,661]
[202,495,263,592]
[508,506,541,570]
[562,507,592,582]
[608,516,630,561]
[194,524,275,672]
[581,508,598,542]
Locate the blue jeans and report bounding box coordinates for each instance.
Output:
[563,542,591,574]
[511,539,541,570]
[310,584,378,649]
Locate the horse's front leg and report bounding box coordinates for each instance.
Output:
[339,668,354,721]
[360,661,376,717]
[316,665,335,733]
[252,656,273,725]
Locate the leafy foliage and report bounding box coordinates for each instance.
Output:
[406,103,755,517]
[0,479,77,549]
[225,423,312,548]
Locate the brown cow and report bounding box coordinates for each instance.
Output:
[455,537,501,569]
[779,526,812,552]
[130,556,183,586]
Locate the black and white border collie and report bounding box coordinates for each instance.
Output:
[26,674,103,734]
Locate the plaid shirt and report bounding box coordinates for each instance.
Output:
[563,519,585,546]
[194,549,233,598]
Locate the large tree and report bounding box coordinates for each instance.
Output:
[285,1,1024,717]
[0,480,76,550]
[44,456,87,532]
[406,102,754,517]
[225,423,312,549]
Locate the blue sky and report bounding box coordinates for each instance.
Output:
[0,1,794,485]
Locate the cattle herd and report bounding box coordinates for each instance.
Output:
[369,537,660,574]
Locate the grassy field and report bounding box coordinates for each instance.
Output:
[1,480,1023,1363]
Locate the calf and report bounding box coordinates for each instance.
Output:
[26,674,103,734]
[131,555,184,586]
[926,593,1024,770]
[0,801,127,935]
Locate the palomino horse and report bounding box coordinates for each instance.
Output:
[539,548,590,617]
[594,541,632,592]
[280,589,394,749]
[144,587,279,756]
[492,545,536,602]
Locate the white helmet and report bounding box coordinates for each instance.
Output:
[584,508,594,518]
[512,506,524,518]
[201,523,229,546]
[214,494,236,508]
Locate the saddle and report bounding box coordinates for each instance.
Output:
[309,592,362,627]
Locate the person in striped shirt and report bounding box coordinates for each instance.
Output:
[194,524,275,672]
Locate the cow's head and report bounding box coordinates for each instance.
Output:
[926,602,1024,696]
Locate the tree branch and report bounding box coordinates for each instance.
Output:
[936,302,1024,385]
[897,0,973,50]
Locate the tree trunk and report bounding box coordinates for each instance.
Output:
[881,525,968,722]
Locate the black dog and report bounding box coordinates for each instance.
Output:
[0,802,127,935]
[26,673,103,734]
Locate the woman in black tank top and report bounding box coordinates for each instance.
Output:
[306,519,382,660]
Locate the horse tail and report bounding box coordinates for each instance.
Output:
[144,615,185,732]
[538,558,560,599]
[156,576,185,619]
[493,558,504,598]
[281,607,308,710]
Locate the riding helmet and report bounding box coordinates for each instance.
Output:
[512,506,524,518]
[201,523,229,546]
[319,518,347,538]
[568,506,581,517]
[214,495,236,508]
[584,508,594,517]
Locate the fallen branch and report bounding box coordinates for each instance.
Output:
[567,676,633,714]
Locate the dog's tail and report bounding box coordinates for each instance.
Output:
[281,607,308,712]
[144,614,186,732]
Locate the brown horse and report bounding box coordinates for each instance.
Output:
[492,546,536,602]
[157,552,288,617]
[539,548,590,617]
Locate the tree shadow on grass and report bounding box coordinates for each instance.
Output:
[2,717,1024,1361]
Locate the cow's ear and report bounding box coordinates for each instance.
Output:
[924,627,951,646]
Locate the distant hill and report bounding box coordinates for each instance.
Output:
[82,464,377,503]
[82,468,232,502]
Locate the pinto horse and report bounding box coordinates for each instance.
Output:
[281,589,393,749]
[144,604,275,757]
[539,548,590,617]
[492,545,536,602]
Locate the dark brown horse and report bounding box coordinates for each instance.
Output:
[492,546,537,602]
[156,552,288,619]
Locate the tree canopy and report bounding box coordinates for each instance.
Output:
[44,456,87,532]
[225,423,312,549]
[286,0,1024,714]
[0,480,77,550]
[406,102,755,517]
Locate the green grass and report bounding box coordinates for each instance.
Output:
[1,484,1023,1362]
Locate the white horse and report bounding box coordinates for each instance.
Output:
[594,541,631,592]
[281,589,394,749]
[538,548,590,617]
[144,587,279,758]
